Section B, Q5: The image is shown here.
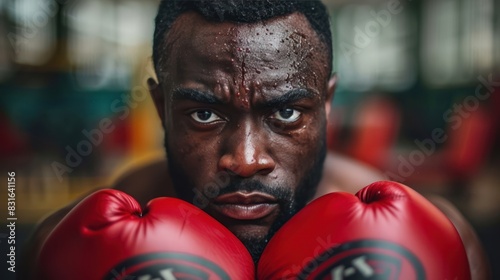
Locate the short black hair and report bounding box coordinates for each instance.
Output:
[153,0,332,79]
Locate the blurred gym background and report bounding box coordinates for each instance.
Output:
[0,0,499,278]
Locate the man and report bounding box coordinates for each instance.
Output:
[20,0,490,279]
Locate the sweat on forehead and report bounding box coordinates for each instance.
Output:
[157,11,330,90]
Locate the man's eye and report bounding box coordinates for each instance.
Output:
[190,110,222,123]
[271,108,301,122]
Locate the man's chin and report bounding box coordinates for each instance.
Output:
[237,235,270,264]
[227,224,270,242]
[203,202,299,262]
[220,224,271,263]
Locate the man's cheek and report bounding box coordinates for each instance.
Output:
[174,161,218,209]
[169,127,202,157]
[172,141,220,185]
[189,169,231,209]
[276,153,304,183]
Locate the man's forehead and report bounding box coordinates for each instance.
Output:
[164,11,324,61]
[159,11,330,93]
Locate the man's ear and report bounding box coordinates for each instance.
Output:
[148,78,166,129]
[325,73,337,117]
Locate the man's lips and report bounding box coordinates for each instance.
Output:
[211,192,279,220]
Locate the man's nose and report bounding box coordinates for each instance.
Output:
[218,123,276,177]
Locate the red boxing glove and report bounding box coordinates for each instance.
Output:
[258,181,470,279]
[36,189,254,279]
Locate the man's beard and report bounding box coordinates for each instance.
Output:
[164,134,327,263]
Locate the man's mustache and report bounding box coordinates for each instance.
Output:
[217,179,293,202]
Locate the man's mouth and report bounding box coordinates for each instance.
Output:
[211,192,279,220]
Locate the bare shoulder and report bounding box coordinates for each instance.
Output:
[317,153,491,279]
[110,158,175,206]
[315,152,385,198]
[425,195,492,280]
[20,158,174,279]
[18,188,97,279]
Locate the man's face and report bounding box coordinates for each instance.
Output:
[152,11,334,261]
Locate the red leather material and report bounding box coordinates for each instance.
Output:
[258,181,470,280]
[37,189,254,280]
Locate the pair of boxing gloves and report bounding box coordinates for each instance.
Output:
[36,181,471,279]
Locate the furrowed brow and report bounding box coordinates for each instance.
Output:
[262,89,317,109]
[171,88,223,104]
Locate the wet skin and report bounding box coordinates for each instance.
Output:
[150,11,336,253]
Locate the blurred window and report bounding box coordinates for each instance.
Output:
[332,3,417,92]
[64,0,156,90]
[421,0,494,86]
[4,0,57,65]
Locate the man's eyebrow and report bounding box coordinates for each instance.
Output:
[171,88,223,104]
[262,89,317,108]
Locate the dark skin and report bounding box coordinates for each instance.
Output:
[152,11,334,247]
[19,11,491,280]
